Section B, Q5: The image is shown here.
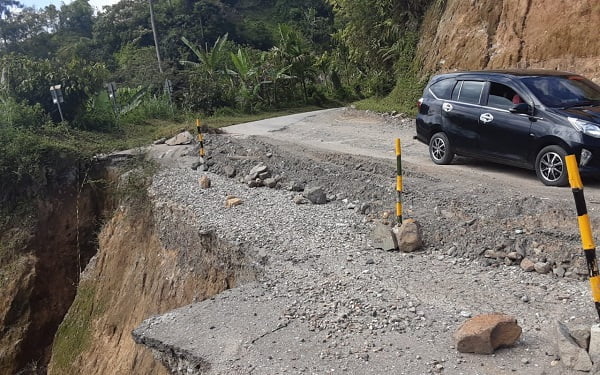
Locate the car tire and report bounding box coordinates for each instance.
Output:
[429,132,454,165]
[535,145,568,186]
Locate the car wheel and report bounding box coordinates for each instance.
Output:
[429,132,454,165]
[535,145,568,186]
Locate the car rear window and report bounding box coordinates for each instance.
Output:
[429,78,456,99]
[455,81,485,104]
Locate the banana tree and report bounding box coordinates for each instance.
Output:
[272,24,315,103]
[227,48,260,112]
[180,33,229,77]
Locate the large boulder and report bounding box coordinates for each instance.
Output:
[556,321,593,372]
[304,187,327,205]
[454,313,522,354]
[248,164,269,180]
[165,131,194,146]
[371,222,396,251]
[392,219,423,253]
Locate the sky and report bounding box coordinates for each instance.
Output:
[19,0,121,12]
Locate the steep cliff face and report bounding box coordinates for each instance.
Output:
[417,0,600,80]
[48,195,256,375]
[0,164,106,374]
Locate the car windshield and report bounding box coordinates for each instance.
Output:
[521,75,600,108]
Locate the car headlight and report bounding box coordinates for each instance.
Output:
[569,117,600,138]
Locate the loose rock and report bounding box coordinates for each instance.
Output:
[224,165,236,178]
[556,321,593,372]
[304,187,327,205]
[392,219,423,253]
[520,258,535,272]
[224,196,243,208]
[165,131,194,146]
[198,175,211,189]
[453,313,522,354]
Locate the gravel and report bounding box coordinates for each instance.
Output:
[136,112,600,374]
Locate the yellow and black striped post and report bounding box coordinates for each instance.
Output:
[196,118,205,157]
[566,154,600,320]
[395,138,403,225]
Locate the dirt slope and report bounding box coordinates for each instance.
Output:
[47,165,256,375]
[418,0,600,80]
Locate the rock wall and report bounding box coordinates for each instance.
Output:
[47,196,256,375]
[417,0,600,81]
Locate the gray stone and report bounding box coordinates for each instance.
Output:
[534,262,552,274]
[553,266,566,278]
[371,222,397,251]
[304,187,327,205]
[392,219,423,253]
[249,164,268,179]
[224,165,236,178]
[520,258,535,272]
[359,203,372,215]
[570,325,591,350]
[263,178,277,188]
[289,181,305,192]
[165,131,194,146]
[258,171,271,180]
[293,195,309,205]
[454,313,522,354]
[247,179,263,188]
[191,161,202,170]
[588,324,600,364]
[153,137,167,145]
[507,252,521,260]
[556,321,593,371]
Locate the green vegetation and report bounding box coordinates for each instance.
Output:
[0,0,434,223]
[50,282,107,374]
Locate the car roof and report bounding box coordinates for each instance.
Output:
[431,69,580,82]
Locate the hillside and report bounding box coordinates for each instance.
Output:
[417,0,600,81]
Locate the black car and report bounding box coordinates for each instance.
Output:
[415,70,600,186]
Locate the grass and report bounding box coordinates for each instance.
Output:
[49,282,107,374]
[353,72,427,117]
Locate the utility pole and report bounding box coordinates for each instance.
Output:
[149,0,163,74]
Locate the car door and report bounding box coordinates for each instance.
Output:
[441,80,485,154]
[477,81,533,165]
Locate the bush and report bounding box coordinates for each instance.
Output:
[72,94,117,132]
[0,97,50,129]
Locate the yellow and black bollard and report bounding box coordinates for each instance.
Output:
[196,118,205,157]
[395,138,403,225]
[566,154,600,320]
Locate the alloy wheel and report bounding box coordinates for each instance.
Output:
[540,151,564,182]
[431,137,446,161]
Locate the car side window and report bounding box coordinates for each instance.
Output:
[487,82,522,110]
[455,81,485,104]
[429,78,456,100]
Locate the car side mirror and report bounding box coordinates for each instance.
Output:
[509,103,531,115]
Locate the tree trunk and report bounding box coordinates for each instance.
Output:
[149,0,163,74]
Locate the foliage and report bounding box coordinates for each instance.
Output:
[0,54,108,124]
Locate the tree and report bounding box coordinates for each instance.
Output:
[272,24,315,102]
[59,0,93,37]
[0,0,22,48]
[180,33,229,77]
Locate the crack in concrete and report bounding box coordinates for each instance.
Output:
[250,321,290,344]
